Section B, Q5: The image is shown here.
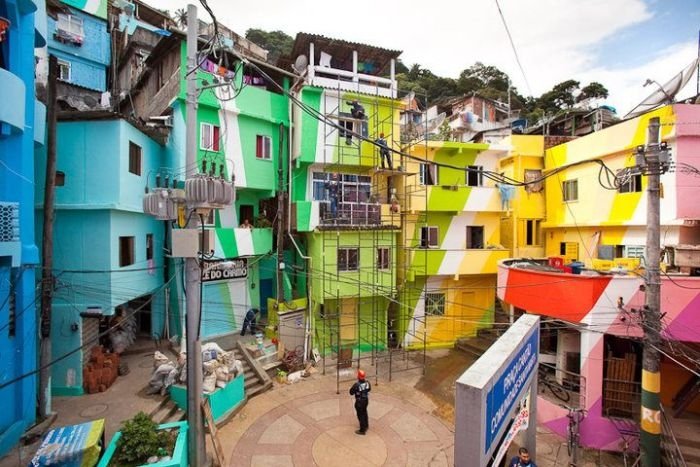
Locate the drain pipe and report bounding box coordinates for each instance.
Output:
[286,81,313,363]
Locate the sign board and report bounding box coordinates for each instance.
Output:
[202,258,248,283]
[454,314,540,467]
[492,394,530,466]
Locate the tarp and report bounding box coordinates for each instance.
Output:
[30,419,105,467]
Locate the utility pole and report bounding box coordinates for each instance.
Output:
[185,5,205,465]
[39,55,58,419]
[639,116,668,467]
[276,123,285,304]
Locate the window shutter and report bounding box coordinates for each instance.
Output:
[212,126,220,151]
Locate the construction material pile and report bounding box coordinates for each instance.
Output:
[83,346,120,393]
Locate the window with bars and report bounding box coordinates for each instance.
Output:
[419,163,438,185]
[466,165,484,187]
[119,236,135,267]
[312,172,371,203]
[200,123,221,152]
[57,14,84,39]
[425,293,445,316]
[618,173,642,193]
[128,142,142,176]
[420,226,439,248]
[57,59,71,81]
[338,248,359,272]
[562,179,578,202]
[256,135,271,160]
[377,247,390,270]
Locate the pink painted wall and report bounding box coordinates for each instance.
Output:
[672,104,700,220]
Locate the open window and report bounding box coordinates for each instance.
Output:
[466,165,483,187]
[466,226,484,249]
[420,163,438,186]
[420,226,439,248]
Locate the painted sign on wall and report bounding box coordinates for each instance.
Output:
[202,258,248,283]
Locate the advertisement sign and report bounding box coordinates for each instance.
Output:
[484,329,538,451]
[492,394,531,466]
[202,258,248,283]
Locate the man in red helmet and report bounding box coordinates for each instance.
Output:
[349,369,371,435]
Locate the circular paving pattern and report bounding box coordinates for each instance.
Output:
[229,391,453,466]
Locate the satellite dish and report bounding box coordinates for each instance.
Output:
[625,57,700,118]
[292,55,308,74]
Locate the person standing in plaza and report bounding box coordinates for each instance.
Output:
[349,369,371,434]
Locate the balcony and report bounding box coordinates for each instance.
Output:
[497,259,700,342]
[408,186,503,212]
[213,227,273,258]
[408,247,510,277]
[0,68,26,134]
[294,201,401,231]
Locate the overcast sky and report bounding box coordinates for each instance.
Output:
[142,0,700,114]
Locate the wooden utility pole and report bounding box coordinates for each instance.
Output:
[39,55,58,419]
[640,116,664,467]
[276,123,285,304]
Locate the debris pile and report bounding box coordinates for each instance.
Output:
[83,346,120,393]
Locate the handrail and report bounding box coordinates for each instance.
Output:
[660,404,687,467]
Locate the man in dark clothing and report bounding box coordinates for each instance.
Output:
[240,308,259,336]
[345,100,365,145]
[375,132,392,170]
[349,369,371,434]
[508,447,536,467]
[324,173,340,219]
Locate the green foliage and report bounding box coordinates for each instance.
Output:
[245,29,294,64]
[578,82,609,102]
[113,412,174,466]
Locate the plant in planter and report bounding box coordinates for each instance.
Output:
[112,412,175,466]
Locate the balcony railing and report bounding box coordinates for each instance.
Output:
[319,202,400,228]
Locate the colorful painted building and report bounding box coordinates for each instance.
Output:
[287,33,404,354]
[498,104,700,452]
[34,116,167,396]
[0,0,46,455]
[396,140,511,349]
[125,29,290,341]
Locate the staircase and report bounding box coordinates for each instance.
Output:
[675,435,700,467]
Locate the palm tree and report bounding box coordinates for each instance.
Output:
[174,8,187,28]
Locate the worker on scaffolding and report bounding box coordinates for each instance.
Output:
[375,133,392,170]
[345,100,365,145]
[324,173,340,220]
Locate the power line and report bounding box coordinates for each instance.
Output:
[493,0,533,97]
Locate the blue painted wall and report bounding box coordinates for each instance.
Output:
[0,0,46,457]
[46,6,109,91]
[35,119,166,395]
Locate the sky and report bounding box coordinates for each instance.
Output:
[142,0,700,115]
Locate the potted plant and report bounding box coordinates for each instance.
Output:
[98,412,187,467]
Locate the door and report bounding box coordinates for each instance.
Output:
[278,310,306,351]
[259,278,274,319]
[239,204,254,226]
[339,298,358,343]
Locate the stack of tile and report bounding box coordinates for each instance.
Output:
[83,346,120,394]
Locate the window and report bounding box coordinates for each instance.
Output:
[57,59,71,81]
[466,165,483,187]
[625,245,645,259]
[420,226,439,248]
[312,172,371,203]
[425,293,445,316]
[419,163,438,186]
[55,171,65,186]
[525,219,541,246]
[377,248,390,270]
[559,242,579,261]
[146,234,154,260]
[119,236,135,267]
[200,123,220,152]
[562,179,578,202]
[256,135,271,160]
[338,248,359,272]
[466,226,484,249]
[618,173,642,193]
[128,142,142,175]
[57,14,84,39]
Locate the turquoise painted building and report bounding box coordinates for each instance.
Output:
[35,117,167,395]
[46,0,109,91]
[0,0,46,456]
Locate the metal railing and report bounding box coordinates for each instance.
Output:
[320,202,381,225]
[538,362,586,409]
[660,404,687,467]
[602,378,641,420]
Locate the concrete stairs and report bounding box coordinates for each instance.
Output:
[676,434,700,466]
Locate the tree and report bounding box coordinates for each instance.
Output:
[538,79,580,112]
[244,29,294,64]
[173,8,186,28]
[578,82,609,102]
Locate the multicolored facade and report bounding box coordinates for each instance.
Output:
[396,141,511,348]
[164,41,289,340]
[288,35,403,354]
[498,104,700,450]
